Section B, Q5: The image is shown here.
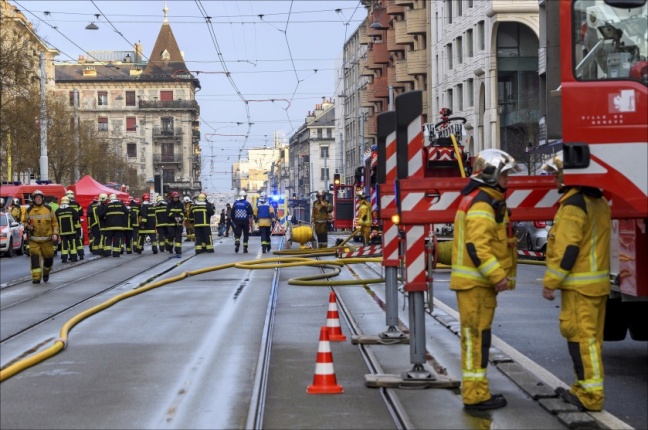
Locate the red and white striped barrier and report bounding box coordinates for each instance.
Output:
[337,245,382,259]
[517,249,545,259]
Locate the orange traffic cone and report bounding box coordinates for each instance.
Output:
[326,292,347,342]
[306,326,344,394]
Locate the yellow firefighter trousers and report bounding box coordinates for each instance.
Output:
[560,290,606,411]
[29,240,55,281]
[456,286,497,405]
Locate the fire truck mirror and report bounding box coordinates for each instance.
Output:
[563,143,590,169]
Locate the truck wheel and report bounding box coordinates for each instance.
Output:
[628,302,648,341]
[603,297,629,341]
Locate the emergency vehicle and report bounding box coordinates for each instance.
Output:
[387,0,646,342]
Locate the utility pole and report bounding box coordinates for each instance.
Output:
[73,89,80,182]
[39,52,48,181]
[360,111,365,164]
[339,132,344,184]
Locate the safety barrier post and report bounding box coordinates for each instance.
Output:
[396,91,433,380]
[351,111,407,345]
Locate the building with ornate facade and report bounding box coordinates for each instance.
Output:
[52,5,202,196]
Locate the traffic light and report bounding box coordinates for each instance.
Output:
[333,173,340,186]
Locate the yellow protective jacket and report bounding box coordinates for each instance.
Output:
[450,184,516,290]
[357,199,372,227]
[312,200,332,224]
[24,203,59,242]
[543,187,610,296]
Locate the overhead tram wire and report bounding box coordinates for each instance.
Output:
[194,0,252,168]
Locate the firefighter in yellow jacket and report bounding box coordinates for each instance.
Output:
[24,190,59,284]
[356,192,372,245]
[450,149,520,411]
[541,151,610,412]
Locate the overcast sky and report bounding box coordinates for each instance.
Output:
[14,0,365,194]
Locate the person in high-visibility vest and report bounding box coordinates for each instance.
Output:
[541,151,611,412]
[356,192,372,245]
[254,192,275,253]
[24,190,59,284]
[55,196,80,263]
[450,148,520,411]
[190,193,215,253]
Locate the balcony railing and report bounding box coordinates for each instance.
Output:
[371,41,389,64]
[407,49,428,75]
[152,154,183,164]
[373,75,388,98]
[387,27,404,53]
[386,0,405,15]
[405,8,427,35]
[359,58,373,76]
[396,59,414,82]
[394,19,414,45]
[153,127,183,137]
[139,100,199,112]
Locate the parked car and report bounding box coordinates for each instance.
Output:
[514,220,551,253]
[0,212,25,257]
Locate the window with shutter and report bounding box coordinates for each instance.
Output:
[126,117,137,131]
[160,91,173,101]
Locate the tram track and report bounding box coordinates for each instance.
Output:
[0,252,194,344]
[307,254,415,430]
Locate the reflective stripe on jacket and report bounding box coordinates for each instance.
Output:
[450,186,515,290]
[25,204,59,241]
[543,187,611,296]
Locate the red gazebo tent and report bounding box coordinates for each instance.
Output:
[67,175,131,244]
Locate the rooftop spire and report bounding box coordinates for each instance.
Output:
[163,1,169,23]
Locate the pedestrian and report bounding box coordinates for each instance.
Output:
[55,196,79,263]
[98,193,128,257]
[224,203,233,237]
[183,196,195,242]
[311,191,333,248]
[450,148,520,411]
[254,192,275,253]
[356,191,372,245]
[166,191,184,257]
[231,190,253,253]
[137,193,158,254]
[541,151,611,412]
[24,190,59,284]
[190,193,215,253]
[154,195,172,253]
[217,209,226,237]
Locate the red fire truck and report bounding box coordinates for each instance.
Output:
[558,0,647,340]
[390,0,646,341]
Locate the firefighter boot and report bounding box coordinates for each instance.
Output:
[244,246,248,253]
